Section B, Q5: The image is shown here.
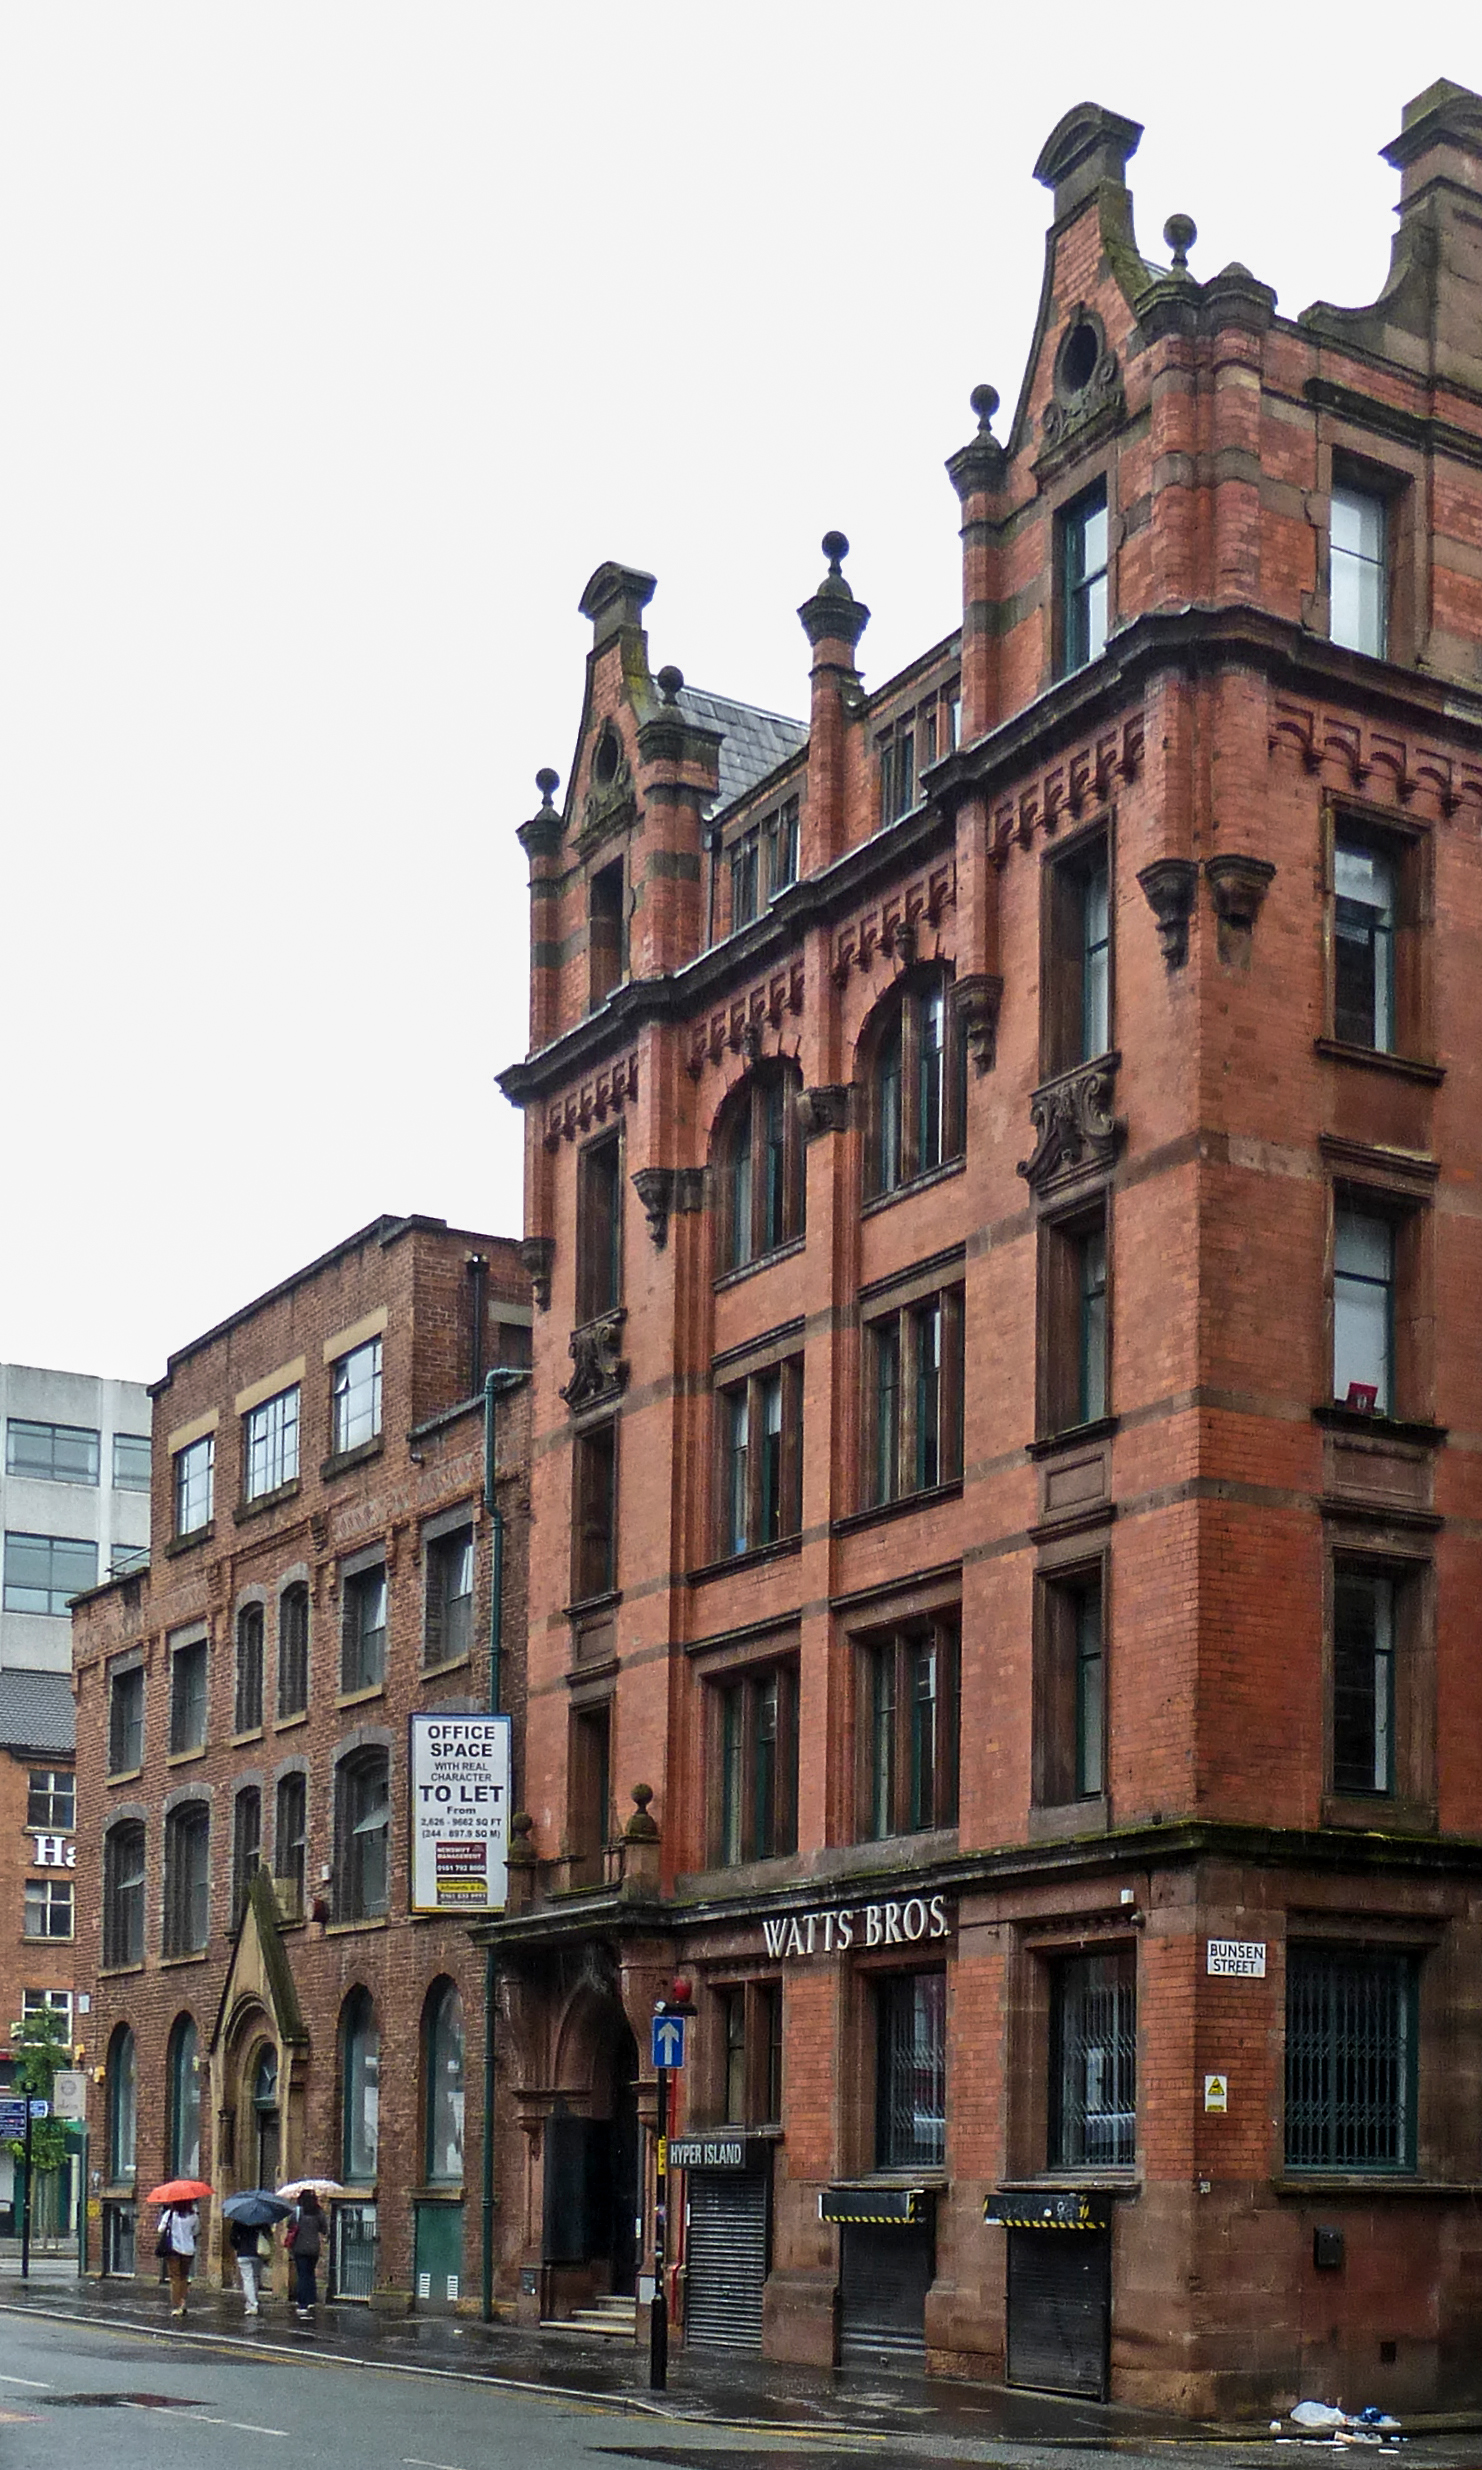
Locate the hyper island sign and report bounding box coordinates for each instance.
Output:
[758,1894,952,1959]
[408,1714,511,1913]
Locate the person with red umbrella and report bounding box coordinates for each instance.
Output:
[145,2178,211,2318]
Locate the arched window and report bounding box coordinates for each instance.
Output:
[103,1820,146,1968]
[341,1989,380,2183]
[252,2044,281,2189]
[167,2015,200,2177]
[865,970,965,1198]
[107,2025,137,2181]
[278,1582,310,1718]
[231,1787,262,1931]
[335,1749,390,1921]
[423,1981,465,2184]
[716,1063,804,1272]
[163,1801,211,1955]
[234,1602,264,1734]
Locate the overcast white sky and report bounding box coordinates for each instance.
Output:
[2,2,1478,1386]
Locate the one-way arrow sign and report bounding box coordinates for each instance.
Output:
[651,2014,687,2070]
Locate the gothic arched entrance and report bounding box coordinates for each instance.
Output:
[543,1997,639,2309]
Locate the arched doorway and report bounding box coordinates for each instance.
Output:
[543,2001,639,2309]
[248,2045,281,2192]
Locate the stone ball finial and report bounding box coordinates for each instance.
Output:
[656,664,684,705]
[625,1781,659,1843]
[535,767,559,807]
[821,530,849,573]
[1163,213,1197,271]
[970,382,1000,432]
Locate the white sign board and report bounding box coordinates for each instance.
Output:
[408,1715,511,1914]
[1204,2074,1229,2113]
[50,2072,86,2122]
[1207,1938,1266,1977]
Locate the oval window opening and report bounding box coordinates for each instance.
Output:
[1061,322,1099,396]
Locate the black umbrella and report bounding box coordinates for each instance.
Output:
[221,2189,294,2227]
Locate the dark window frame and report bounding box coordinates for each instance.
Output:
[575,1131,624,1324]
[168,1636,209,1756]
[1285,1944,1418,2173]
[162,1800,211,1956]
[716,1355,803,1559]
[277,1583,310,1718]
[864,968,966,1201]
[874,1969,947,2171]
[858,1616,960,1840]
[1037,1194,1111,1439]
[334,1748,391,1922]
[23,1877,74,1940]
[172,1433,214,1537]
[588,855,628,1006]
[274,1771,308,1917]
[1059,478,1110,678]
[712,1658,799,1865]
[107,1664,145,1777]
[331,1339,382,1457]
[716,1065,805,1276]
[1042,824,1112,1076]
[1325,808,1429,1063]
[231,1786,262,1930]
[1049,1943,1136,2168]
[112,1432,151,1492]
[27,1767,75,1830]
[567,1697,612,1887]
[1035,1560,1108,1809]
[5,1418,100,1486]
[424,1523,475,1670]
[863,1284,964,1508]
[243,1384,300,1501]
[571,1419,619,1604]
[3,1529,99,1616]
[340,1562,388,1695]
[234,1602,265,1734]
[103,1822,146,1969]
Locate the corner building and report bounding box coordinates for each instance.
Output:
[492,84,1482,2414]
[72,1215,529,2306]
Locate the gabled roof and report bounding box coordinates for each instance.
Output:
[0,1669,74,1758]
[677,685,808,818]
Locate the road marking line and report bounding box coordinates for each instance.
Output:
[0,2374,52,2388]
[404,2457,469,2468]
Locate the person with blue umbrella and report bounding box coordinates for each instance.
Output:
[221,2189,293,2315]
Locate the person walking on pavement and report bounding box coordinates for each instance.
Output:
[287,2188,325,2316]
[161,2201,197,2317]
[229,2212,268,2314]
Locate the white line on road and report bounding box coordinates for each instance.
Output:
[182,2415,290,2435]
[404,2455,469,2468]
[0,2373,52,2388]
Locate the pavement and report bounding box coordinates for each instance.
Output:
[0,2269,1476,2454]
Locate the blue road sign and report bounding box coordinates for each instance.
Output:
[651,2014,687,2071]
[28,2100,48,2120]
[0,2101,26,2138]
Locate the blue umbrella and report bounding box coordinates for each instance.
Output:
[221,2189,293,2227]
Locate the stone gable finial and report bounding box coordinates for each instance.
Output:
[799,530,871,653]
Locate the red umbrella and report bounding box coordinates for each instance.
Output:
[144,2179,212,2205]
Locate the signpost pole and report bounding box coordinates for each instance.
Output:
[649,2061,668,2393]
[20,2099,32,2282]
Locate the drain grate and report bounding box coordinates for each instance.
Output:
[41,2392,209,2409]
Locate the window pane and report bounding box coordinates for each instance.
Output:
[332,1340,382,1455]
[1333,1210,1393,1411]
[1334,842,1395,1051]
[729,1118,754,1269]
[1330,489,1387,659]
[173,1436,214,1535]
[870,1645,896,1839]
[875,1323,901,1504]
[725,1389,750,1555]
[876,1019,903,1194]
[278,1584,310,1716]
[1079,1229,1108,1424]
[1052,1948,1135,2166]
[4,1531,98,1615]
[913,1302,942,1493]
[169,2019,201,2177]
[918,988,945,1173]
[425,1986,465,2183]
[1286,1947,1413,2170]
[1333,1572,1395,1795]
[6,1419,100,1484]
[876,1972,946,2169]
[909,1641,938,1829]
[1075,1588,1105,1796]
[112,1432,151,1491]
[245,1387,300,1500]
[1081,858,1111,1058]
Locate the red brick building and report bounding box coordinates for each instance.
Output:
[489,81,1482,2414]
[72,1214,529,2306]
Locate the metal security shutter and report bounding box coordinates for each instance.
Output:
[1006,2228,1109,2398]
[684,2173,768,2350]
[839,2222,933,2359]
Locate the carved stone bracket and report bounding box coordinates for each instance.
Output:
[1206,853,1276,965]
[952,972,1004,1072]
[1017,1054,1123,1195]
[520,1236,555,1310]
[800,1084,850,1138]
[1137,858,1199,969]
[559,1310,628,1412]
[630,1166,706,1248]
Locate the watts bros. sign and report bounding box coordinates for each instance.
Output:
[408,1714,511,1914]
[760,1894,951,1959]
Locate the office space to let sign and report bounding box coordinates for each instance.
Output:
[408,1714,512,1913]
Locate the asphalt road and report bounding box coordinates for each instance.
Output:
[0,2306,1476,2470]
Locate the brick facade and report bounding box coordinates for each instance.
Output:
[72,1214,529,2306]
[488,82,1482,2413]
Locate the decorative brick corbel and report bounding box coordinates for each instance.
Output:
[952,972,1004,1072]
[1136,857,1199,969]
[1206,853,1276,966]
[519,1235,555,1310]
[800,1084,850,1138]
[631,1167,675,1247]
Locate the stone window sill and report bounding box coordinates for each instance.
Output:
[1312,1404,1447,1448]
[321,1436,384,1482]
[324,1914,389,1936]
[1314,1037,1445,1087]
[833,1481,961,1538]
[336,1683,385,1711]
[420,1652,474,1684]
[275,1709,310,1731]
[98,1963,145,1980]
[234,1478,303,1525]
[107,1767,144,1788]
[166,1746,208,1768]
[1026,1415,1119,1462]
[689,1534,802,1586]
[159,1949,209,1968]
[230,1727,265,1749]
[163,1524,212,1559]
[861,1155,966,1220]
[714,1235,806,1295]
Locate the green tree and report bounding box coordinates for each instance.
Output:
[8,2007,72,2176]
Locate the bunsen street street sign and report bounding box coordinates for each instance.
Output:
[408,1714,512,1914]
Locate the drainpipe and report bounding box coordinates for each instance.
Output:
[481,1365,526,2325]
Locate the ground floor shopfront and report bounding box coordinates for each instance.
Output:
[484,1829,1482,2417]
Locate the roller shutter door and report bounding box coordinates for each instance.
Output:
[684,2172,768,2350]
[838,2222,933,2360]
[1006,2228,1110,2398]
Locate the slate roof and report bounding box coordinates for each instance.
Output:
[0,1668,74,1757]
[677,686,808,819]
